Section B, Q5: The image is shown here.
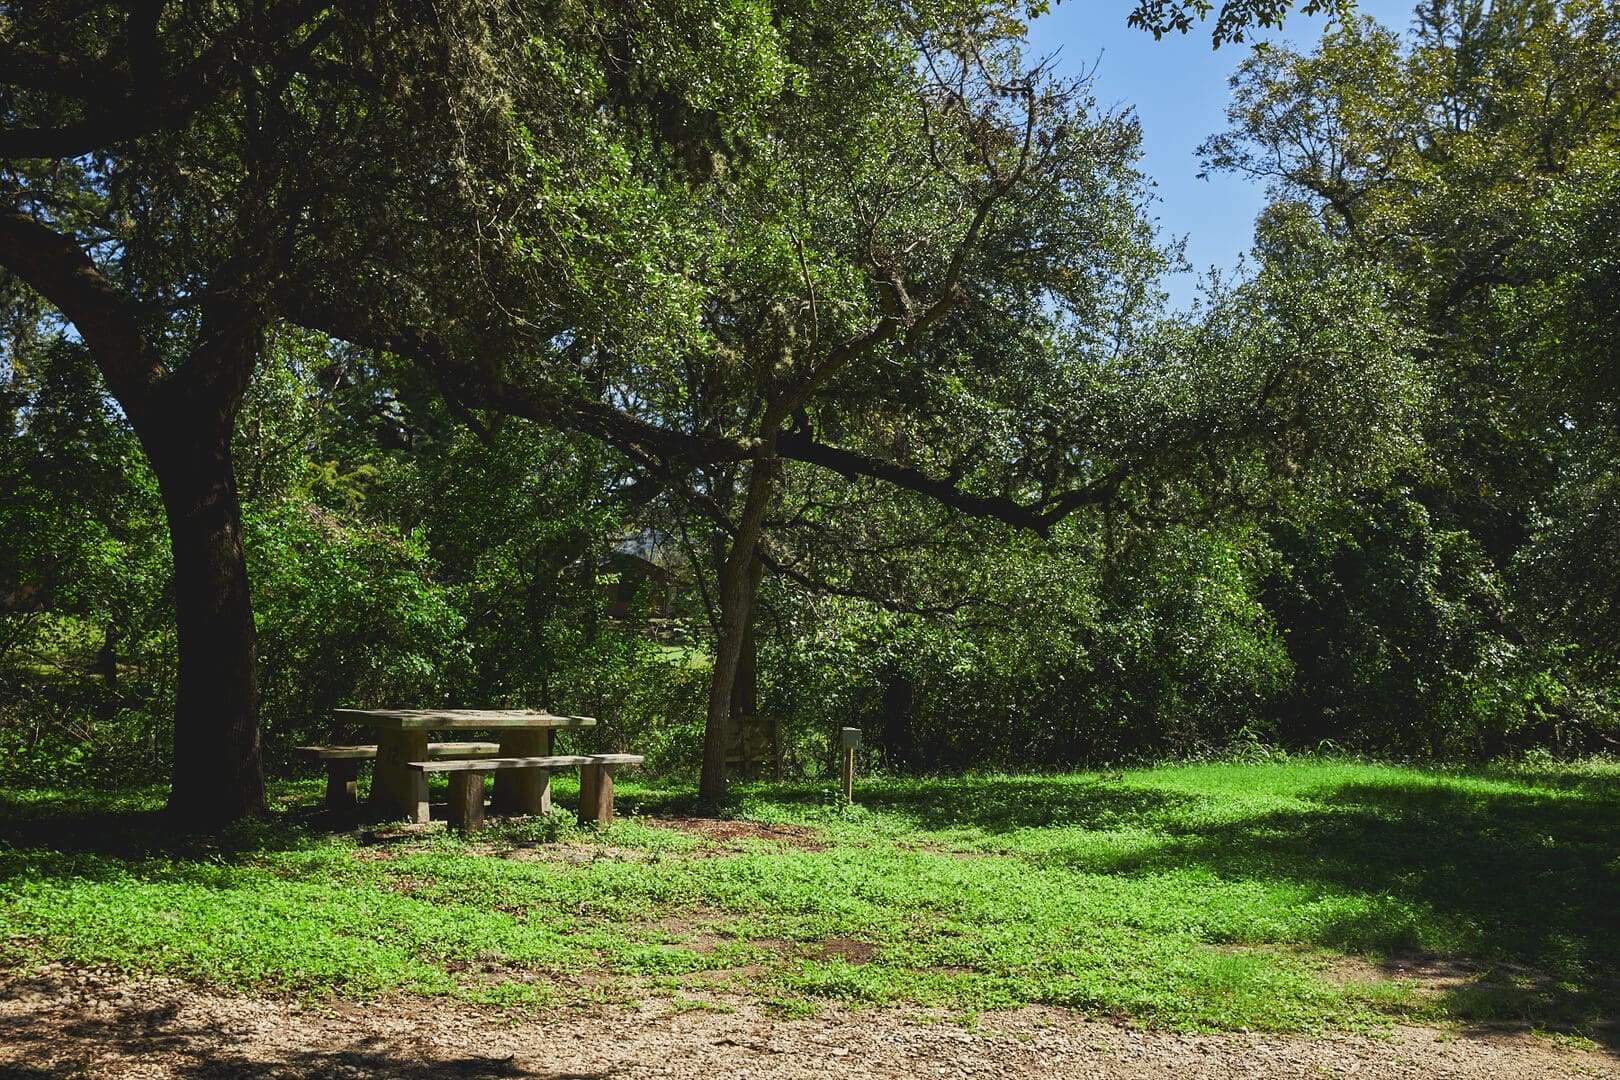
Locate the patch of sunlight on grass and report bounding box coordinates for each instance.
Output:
[3,758,1615,1037]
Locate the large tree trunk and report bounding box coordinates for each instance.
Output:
[131,293,268,826]
[880,667,915,770]
[0,211,269,826]
[145,410,265,825]
[730,554,765,723]
[698,452,777,805]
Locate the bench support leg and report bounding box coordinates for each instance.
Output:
[325,760,360,813]
[533,767,551,816]
[494,729,553,815]
[578,763,615,826]
[447,770,488,832]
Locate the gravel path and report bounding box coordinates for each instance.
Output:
[2,966,1615,1079]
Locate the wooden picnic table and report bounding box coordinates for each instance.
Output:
[334,708,595,823]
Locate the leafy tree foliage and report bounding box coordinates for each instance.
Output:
[8,0,1608,822]
[1,330,171,779]
[1202,0,1620,751]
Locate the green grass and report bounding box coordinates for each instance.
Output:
[653,643,712,669]
[1,760,1616,1039]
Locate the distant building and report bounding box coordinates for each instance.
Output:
[599,551,672,620]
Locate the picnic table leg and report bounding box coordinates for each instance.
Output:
[325,759,360,813]
[578,763,615,826]
[369,729,429,823]
[493,728,552,815]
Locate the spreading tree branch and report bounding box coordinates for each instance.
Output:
[0,207,164,410]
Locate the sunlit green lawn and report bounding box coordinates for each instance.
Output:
[2,760,1616,1037]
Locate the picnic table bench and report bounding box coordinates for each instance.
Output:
[334,707,597,823]
[408,753,645,831]
[302,709,640,829]
[296,742,503,812]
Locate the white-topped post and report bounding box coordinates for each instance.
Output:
[840,727,861,805]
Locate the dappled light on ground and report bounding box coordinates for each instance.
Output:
[2,762,1616,1046]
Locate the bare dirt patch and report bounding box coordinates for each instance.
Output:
[631,918,797,970]
[350,847,401,862]
[495,841,660,865]
[645,818,826,851]
[1326,952,1483,991]
[2,965,1615,1079]
[379,873,438,897]
[1378,954,1482,989]
[817,937,878,965]
[634,911,725,940]
[617,913,803,964]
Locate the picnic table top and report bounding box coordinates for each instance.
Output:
[333,708,597,731]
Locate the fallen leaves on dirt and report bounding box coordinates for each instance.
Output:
[644,818,827,851]
[2,964,1615,1079]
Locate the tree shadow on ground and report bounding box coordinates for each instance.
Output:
[1056,773,1619,1041]
[0,996,574,1078]
[0,786,352,886]
[668,768,1619,1041]
[855,775,1200,833]
[0,778,507,876]
[624,775,1198,835]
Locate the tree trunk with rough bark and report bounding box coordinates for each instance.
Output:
[698,450,778,805]
[0,208,270,825]
[144,406,265,825]
[730,554,765,723]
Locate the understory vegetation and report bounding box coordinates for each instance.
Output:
[2,760,1615,1037]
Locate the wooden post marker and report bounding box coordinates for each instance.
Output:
[839,727,861,804]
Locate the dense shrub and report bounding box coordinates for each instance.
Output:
[759,522,1291,771]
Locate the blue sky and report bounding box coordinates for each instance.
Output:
[1026,0,1417,311]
